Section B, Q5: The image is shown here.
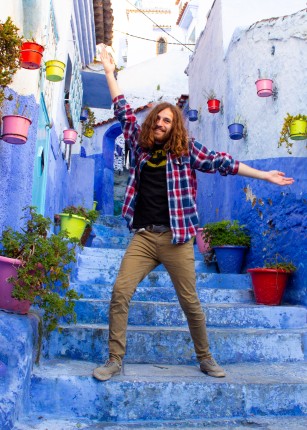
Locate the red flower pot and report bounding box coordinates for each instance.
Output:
[207,99,220,113]
[247,268,292,305]
[1,115,32,144]
[0,256,31,314]
[20,41,45,70]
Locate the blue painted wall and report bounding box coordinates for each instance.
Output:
[196,157,307,305]
[0,89,39,232]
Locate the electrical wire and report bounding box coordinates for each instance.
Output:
[125,0,194,53]
[114,29,195,46]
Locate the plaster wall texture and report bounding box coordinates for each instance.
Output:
[187,3,307,304]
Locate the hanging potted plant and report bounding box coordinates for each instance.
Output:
[202,220,251,273]
[80,107,89,121]
[63,128,78,145]
[188,109,198,122]
[278,113,307,154]
[1,97,32,144]
[204,90,221,113]
[0,206,81,335]
[0,17,23,107]
[228,116,246,140]
[20,40,44,70]
[255,79,273,97]
[247,255,297,306]
[82,107,96,138]
[45,59,66,82]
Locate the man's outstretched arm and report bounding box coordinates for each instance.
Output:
[238,162,294,186]
[98,44,121,100]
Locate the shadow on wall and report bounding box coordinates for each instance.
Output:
[95,123,122,215]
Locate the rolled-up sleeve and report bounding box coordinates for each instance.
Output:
[190,139,239,176]
[113,95,140,148]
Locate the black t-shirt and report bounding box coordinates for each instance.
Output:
[133,146,170,228]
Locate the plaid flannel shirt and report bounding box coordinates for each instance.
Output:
[114,95,239,244]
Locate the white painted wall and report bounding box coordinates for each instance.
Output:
[188,1,307,161]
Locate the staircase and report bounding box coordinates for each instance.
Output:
[14,216,307,429]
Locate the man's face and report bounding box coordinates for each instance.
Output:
[153,108,173,144]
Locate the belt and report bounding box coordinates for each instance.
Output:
[134,225,171,233]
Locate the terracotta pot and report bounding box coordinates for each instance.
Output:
[20,41,44,70]
[207,99,220,113]
[1,115,32,144]
[247,268,292,305]
[0,256,31,314]
[255,79,273,97]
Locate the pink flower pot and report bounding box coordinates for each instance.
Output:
[255,79,273,97]
[0,256,31,314]
[1,115,32,144]
[196,228,209,254]
[63,129,78,144]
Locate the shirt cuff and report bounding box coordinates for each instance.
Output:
[113,94,125,104]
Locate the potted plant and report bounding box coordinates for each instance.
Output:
[59,205,99,242]
[63,128,78,145]
[228,116,246,140]
[247,255,297,306]
[20,39,44,70]
[202,220,251,273]
[0,206,81,335]
[204,90,220,113]
[45,59,66,82]
[278,113,307,154]
[82,107,96,138]
[1,96,32,144]
[188,109,198,122]
[0,17,23,106]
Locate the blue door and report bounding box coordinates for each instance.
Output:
[32,95,50,214]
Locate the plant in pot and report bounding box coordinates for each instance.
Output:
[278,113,307,154]
[247,254,297,306]
[59,205,99,244]
[1,96,32,144]
[0,206,81,335]
[82,107,96,138]
[203,90,221,114]
[202,220,251,273]
[255,70,273,97]
[20,38,44,70]
[228,116,246,140]
[0,17,23,107]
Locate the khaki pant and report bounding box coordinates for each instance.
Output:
[108,230,211,364]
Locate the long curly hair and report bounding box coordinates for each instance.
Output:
[138,102,189,157]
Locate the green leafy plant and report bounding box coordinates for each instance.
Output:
[278,113,307,154]
[0,206,81,335]
[203,89,217,100]
[263,254,297,273]
[62,205,99,225]
[81,107,96,138]
[202,220,251,248]
[0,17,23,106]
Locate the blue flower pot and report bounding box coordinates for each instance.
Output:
[228,123,244,140]
[213,246,247,273]
[80,108,88,121]
[188,109,198,122]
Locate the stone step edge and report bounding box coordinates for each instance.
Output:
[32,359,307,385]
[13,416,307,430]
[58,323,307,335]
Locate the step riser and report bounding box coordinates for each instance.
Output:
[73,301,307,329]
[73,270,251,289]
[44,328,305,364]
[71,284,254,303]
[28,378,307,422]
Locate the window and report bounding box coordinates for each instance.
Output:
[157,37,167,55]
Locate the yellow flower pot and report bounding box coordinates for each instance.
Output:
[290,119,307,141]
[83,127,94,138]
[45,60,66,82]
[59,213,89,240]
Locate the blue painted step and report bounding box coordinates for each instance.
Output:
[43,324,305,364]
[73,299,307,328]
[23,360,307,423]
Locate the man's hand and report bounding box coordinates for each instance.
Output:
[97,43,115,75]
[264,170,295,186]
